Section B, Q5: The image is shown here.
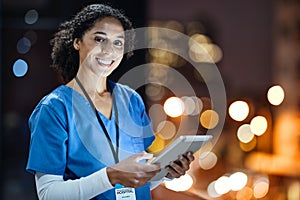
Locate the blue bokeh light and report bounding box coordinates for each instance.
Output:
[17,37,31,54]
[13,59,29,77]
[24,9,39,25]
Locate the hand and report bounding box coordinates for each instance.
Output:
[165,152,194,179]
[107,152,161,188]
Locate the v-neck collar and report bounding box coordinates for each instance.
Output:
[61,80,117,121]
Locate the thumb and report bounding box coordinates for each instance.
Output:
[134,151,154,162]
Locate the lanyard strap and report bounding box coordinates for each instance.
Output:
[75,76,119,163]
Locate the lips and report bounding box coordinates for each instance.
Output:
[96,58,114,67]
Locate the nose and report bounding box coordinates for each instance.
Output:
[101,42,113,55]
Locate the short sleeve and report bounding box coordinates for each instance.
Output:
[26,103,68,175]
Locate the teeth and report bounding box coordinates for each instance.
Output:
[97,59,112,65]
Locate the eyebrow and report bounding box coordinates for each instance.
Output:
[92,31,124,39]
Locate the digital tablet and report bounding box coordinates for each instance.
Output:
[150,135,213,181]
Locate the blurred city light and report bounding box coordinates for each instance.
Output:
[24,9,39,25]
[229,172,248,191]
[145,84,165,101]
[207,181,221,198]
[163,97,184,117]
[237,124,254,143]
[12,59,28,77]
[239,137,257,152]
[200,109,219,129]
[17,37,31,54]
[198,151,218,170]
[214,176,231,195]
[267,85,285,106]
[156,120,176,140]
[228,100,250,121]
[253,177,269,198]
[250,116,268,136]
[164,174,194,192]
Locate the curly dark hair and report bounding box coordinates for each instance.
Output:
[50,4,135,83]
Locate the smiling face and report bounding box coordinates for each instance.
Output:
[73,17,125,78]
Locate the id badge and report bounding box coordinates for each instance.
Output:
[115,184,136,200]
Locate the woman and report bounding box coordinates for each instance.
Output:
[26,4,194,199]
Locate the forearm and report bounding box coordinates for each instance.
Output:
[35,168,113,200]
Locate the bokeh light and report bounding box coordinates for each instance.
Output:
[200,109,219,129]
[228,101,250,121]
[253,177,269,198]
[250,116,268,136]
[189,34,211,46]
[239,137,257,152]
[191,97,203,116]
[288,181,300,200]
[24,9,39,24]
[214,176,231,195]
[145,84,165,101]
[164,174,194,192]
[181,96,203,116]
[165,20,184,37]
[181,96,196,115]
[207,181,221,198]
[17,37,31,54]
[156,120,177,140]
[198,151,218,170]
[163,97,184,117]
[237,124,254,143]
[229,172,248,191]
[12,59,28,77]
[267,85,285,106]
[147,65,169,84]
[149,104,167,132]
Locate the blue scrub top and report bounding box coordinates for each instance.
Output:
[26,81,155,200]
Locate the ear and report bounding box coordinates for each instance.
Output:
[73,38,80,50]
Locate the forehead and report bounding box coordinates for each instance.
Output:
[89,17,124,36]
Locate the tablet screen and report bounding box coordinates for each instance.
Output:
[150,135,212,181]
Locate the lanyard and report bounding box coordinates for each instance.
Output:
[75,76,120,163]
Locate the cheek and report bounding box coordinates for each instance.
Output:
[79,46,96,63]
[114,48,124,61]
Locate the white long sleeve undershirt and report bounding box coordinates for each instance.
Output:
[35,168,164,200]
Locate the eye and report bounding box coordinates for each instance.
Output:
[95,37,105,43]
[114,40,124,47]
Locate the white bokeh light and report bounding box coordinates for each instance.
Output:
[267,85,284,106]
[198,151,218,170]
[214,176,231,195]
[164,174,194,192]
[229,172,248,191]
[237,124,254,143]
[250,116,268,136]
[163,96,185,117]
[228,101,249,121]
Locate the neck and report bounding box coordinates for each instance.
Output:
[73,69,108,96]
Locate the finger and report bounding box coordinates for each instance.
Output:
[168,162,186,176]
[166,166,181,178]
[178,156,190,170]
[186,152,195,162]
[134,152,154,162]
[146,156,156,164]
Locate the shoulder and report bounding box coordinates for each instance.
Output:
[38,85,72,106]
[109,81,147,111]
[30,86,73,119]
[110,81,143,101]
